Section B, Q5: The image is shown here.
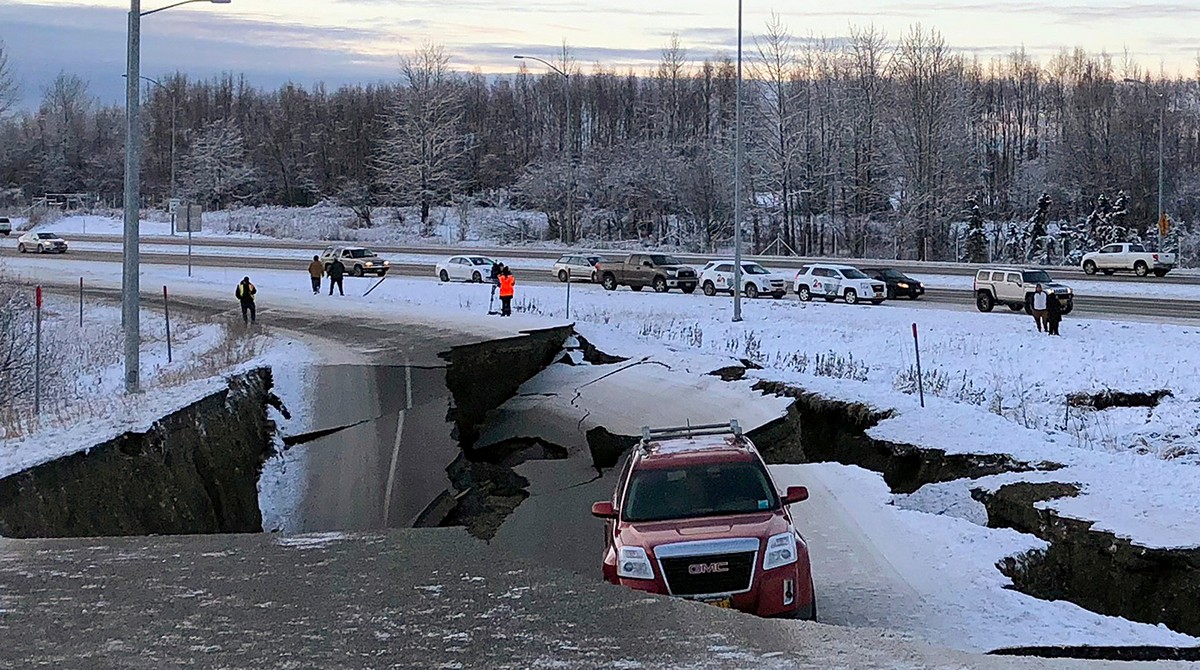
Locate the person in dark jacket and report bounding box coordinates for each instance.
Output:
[307,255,324,295]
[236,276,257,324]
[1046,292,1063,336]
[328,257,345,296]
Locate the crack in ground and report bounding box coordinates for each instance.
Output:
[569,358,672,432]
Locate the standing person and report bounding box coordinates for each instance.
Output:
[1029,284,1048,332]
[307,255,324,295]
[498,267,515,317]
[328,256,345,296]
[1046,291,1063,336]
[236,276,257,324]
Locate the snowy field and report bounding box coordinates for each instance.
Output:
[5,251,1200,651]
[0,278,314,479]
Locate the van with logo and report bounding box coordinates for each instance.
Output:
[590,421,816,619]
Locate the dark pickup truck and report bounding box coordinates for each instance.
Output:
[597,253,698,293]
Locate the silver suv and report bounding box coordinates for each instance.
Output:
[320,246,390,277]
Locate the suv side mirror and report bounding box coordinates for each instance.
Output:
[782,486,809,505]
[591,501,618,519]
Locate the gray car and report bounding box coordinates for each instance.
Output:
[552,254,606,283]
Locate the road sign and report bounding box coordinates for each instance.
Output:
[1159,213,1170,237]
[175,205,203,233]
[168,198,182,214]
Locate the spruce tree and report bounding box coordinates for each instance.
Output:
[964,196,987,263]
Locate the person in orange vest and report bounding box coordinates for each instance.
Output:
[498,266,515,317]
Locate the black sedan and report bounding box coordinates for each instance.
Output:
[862,268,924,299]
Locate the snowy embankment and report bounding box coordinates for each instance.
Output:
[0,281,312,480]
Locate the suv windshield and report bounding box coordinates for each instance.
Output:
[348,248,375,258]
[1022,270,1052,283]
[841,268,869,279]
[648,255,682,266]
[742,264,771,275]
[622,462,779,522]
[37,233,59,239]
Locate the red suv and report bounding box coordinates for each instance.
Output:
[590,421,816,619]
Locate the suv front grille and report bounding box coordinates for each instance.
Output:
[660,551,756,597]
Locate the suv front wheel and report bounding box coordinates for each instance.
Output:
[976,290,995,313]
[843,289,858,305]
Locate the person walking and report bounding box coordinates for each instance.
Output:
[498,266,515,317]
[236,276,257,324]
[1029,284,1048,332]
[307,255,324,295]
[1046,291,1063,336]
[328,256,345,296]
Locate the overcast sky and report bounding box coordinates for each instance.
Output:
[2,0,1197,109]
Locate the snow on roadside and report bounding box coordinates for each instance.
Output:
[0,287,315,479]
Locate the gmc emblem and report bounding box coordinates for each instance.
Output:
[687,561,730,575]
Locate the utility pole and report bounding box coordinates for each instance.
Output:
[732,0,744,323]
[123,0,142,394]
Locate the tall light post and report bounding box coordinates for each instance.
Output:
[514,54,574,244]
[1123,78,1166,250]
[732,0,744,322]
[123,0,229,394]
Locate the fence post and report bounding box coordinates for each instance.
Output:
[163,285,172,364]
[912,322,925,408]
[79,277,84,328]
[35,286,42,415]
[565,267,572,319]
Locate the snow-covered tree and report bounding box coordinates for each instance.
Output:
[1025,192,1052,263]
[964,196,987,263]
[376,43,466,235]
[179,118,257,209]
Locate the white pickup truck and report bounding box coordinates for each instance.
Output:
[1081,243,1175,278]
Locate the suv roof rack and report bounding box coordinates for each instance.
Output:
[640,420,743,450]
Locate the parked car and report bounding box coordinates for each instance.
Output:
[597,253,698,293]
[973,267,1073,314]
[0,217,11,236]
[1081,243,1175,278]
[552,254,606,283]
[698,261,788,299]
[591,421,816,619]
[436,255,497,283]
[319,246,390,277]
[17,231,68,254]
[862,268,924,300]
[793,264,886,305]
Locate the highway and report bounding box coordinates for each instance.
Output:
[59,232,1200,284]
[8,244,1196,322]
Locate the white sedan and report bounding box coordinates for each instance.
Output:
[18,231,68,254]
[436,255,498,283]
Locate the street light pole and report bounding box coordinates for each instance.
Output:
[1123,78,1166,250]
[514,54,573,244]
[123,0,142,394]
[123,0,229,395]
[732,0,744,323]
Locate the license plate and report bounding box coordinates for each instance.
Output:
[700,597,732,608]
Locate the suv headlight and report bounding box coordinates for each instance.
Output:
[617,546,655,580]
[763,532,797,570]
[666,268,678,276]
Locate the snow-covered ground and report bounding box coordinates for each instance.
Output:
[0,282,314,479]
[6,249,1200,649]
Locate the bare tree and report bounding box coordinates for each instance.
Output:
[377,43,466,234]
[751,14,801,251]
[0,38,16,118]
[180,118,258,209]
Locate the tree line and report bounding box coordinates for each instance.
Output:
[0,24,1198,260]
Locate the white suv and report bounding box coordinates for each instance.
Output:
[973,268,1073,314]
[699,261,788,299]
[793,264,886,305]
